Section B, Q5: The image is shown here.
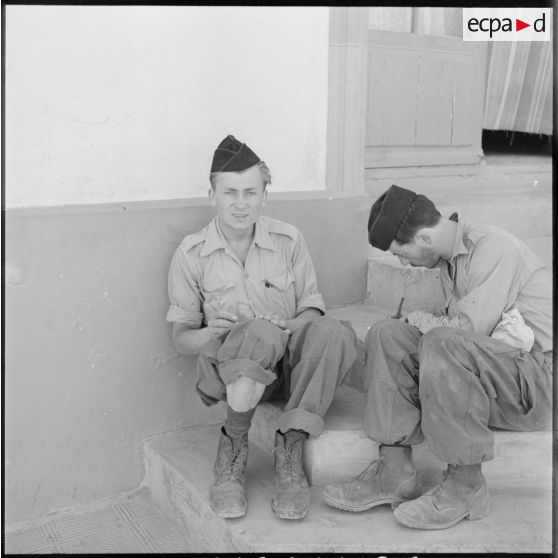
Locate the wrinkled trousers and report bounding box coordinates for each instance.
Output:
[364,319,553,464]
[195,316,357,437]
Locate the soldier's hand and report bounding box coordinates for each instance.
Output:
[257,313,291,335]
[206,310,238,337]
[403,310,443,334]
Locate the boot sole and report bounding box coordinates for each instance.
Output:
[394,505,489,530]
[271,500,309,520]
[214,507,247,519]
[322,493,402,513]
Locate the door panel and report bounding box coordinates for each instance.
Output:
[365,30,485,169]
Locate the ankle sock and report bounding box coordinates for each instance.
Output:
[282,428,308,442]
[224,405,256,439]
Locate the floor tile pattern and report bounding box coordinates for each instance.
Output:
[4,488,189,554]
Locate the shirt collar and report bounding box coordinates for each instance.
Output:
[448,212,469,260]
[199,216,276,257]
[199,218,226,257]
[252,216,277,251]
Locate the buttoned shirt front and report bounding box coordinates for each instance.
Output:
[440,215,552,353]
[167,215,325,328]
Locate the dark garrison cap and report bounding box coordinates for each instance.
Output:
[210,134,261,173]
[367,185,417,250]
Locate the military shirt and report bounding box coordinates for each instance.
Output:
[441,215,552,353]
[167,215,325,328]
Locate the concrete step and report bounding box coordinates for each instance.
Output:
[250,384,552,488]
[431,192,552,241]
[366,154,552,201]
[143,422,552,553]
[524,236,553,268]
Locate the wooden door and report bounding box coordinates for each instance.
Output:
[365,30,486,180]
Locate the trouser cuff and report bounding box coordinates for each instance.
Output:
[278,408,324,437]
[218,358,277,386]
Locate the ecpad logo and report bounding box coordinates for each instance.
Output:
[468,13,545,37]
[463,8,552,41]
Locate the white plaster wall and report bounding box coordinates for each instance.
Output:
[5,6,329,207]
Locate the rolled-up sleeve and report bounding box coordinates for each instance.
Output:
[166,247,204,328]
[453,235,528,336]
[290,232,326,315]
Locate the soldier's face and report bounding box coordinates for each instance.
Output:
[389,237,441,269]
[209,165,267,236]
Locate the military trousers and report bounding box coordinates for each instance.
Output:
[364,319,553,464]
[195,316,357,437]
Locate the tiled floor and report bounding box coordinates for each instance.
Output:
[4,488,189,554]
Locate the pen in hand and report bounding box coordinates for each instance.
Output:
[392,297,405,320]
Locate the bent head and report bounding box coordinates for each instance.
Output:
[367,185,443,268]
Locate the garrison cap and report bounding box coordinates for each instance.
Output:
[367,185,417,250]
[210,134,261,173]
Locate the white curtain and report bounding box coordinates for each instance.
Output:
[483,41,552,134]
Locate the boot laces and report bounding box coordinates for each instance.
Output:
[216,438,247,484]
[273,438,300,478]
[432,463,457,496]
[356,447,385,485]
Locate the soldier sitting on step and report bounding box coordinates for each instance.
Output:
[167,134,357,520]
[322,184,552,530]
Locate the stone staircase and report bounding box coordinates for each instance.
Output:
[143,418,552,553]
[143,394,552,553]
[142,289,552,551]
[141,181,553,553]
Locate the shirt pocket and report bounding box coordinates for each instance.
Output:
[202,280,236,317]
[261,271,296,316]
[264,271,295,291]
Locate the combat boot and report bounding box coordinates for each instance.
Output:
[322,444,421,512]
[394,463,489,529]
[209,426,249,518]
[271,430,310,520]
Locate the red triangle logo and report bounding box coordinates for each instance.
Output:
[516,19,530,31]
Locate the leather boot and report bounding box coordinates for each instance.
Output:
[209,426,249,518]
[271,430,311,520]
[394,463,489,529]
[322,444,421,512]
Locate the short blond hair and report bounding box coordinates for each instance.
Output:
[209,160,271,191]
